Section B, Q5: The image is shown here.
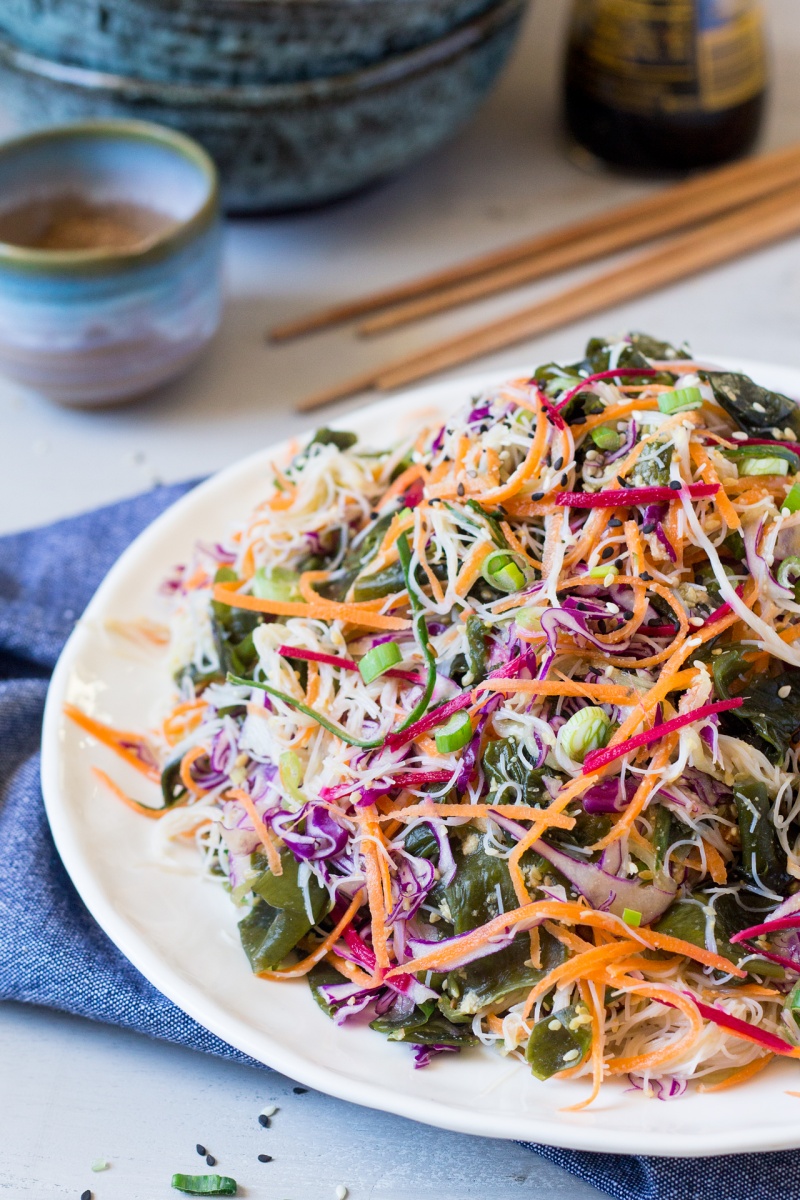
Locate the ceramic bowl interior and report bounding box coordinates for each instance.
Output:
[0,123,215,265]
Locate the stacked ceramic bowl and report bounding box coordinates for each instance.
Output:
[0,0,527,212]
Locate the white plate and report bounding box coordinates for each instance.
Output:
[42,358,800,1157]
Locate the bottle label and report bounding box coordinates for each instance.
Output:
[571,0,766,116]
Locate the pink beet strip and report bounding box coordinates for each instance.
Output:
[554,368,659,412]
[582,698,743,775]
[640,624,680,638]
[277,644,422,684]
[688,995,800,1058]
[385,693,474,750]
[730,914,800,944]
[556,482,718,508]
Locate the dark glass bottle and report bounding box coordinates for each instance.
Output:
[564,0,768,172]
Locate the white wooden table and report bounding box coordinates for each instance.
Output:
[2,1,800,1195]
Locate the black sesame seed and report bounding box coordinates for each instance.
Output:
[616,476,631,488]
[457,482,465,497]
[608,517,622,528]
[531,491,545,502]
[669,480,683,491]
[560,473,568,486]
[370,511,379,519]
[641,571,653,582]
[553,457,564,471]
[293,1086,308,1094]
[258,1153,273,1163]
[623,610,634,620]
[81,1192,91,1200]
[196,1144,207,1156]
[642,521,655,534]
[206,1155,216,1167]
[601,545,614,560]
[258,1114,271,1128]
[571,415,587,425]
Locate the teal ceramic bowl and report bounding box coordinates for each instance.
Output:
[0,121,221,406]
[0,0,500,85]
[0,0,526,213]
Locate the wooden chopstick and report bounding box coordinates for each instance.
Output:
[276,141,800,344]
[295,179,800,411]
[358,144,800,336]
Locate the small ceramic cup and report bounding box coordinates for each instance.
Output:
[0,119,221,406]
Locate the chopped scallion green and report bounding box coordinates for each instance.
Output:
[737,455,789,476]
[171,1174,237,1196]
[434,710,473,754]
[622,908,642,928]
[658,386,702,414]
[359,641,402,684]
[784,482,800,513]
[590,425,622,451]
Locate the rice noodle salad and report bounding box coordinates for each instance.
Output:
[70,332,800,1105]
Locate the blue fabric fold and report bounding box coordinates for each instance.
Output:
[1,483,798,1199]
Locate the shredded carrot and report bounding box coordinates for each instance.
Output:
[92,766,170,819]
[212,583,411,632]
[697,1054,773,1093]
[64,704,160,783]
[376,463,428,509]
[473,679,640,705]
[454,539,495,597]
[326,951,375,990]
[179,745,212,797]
[561,980,605,1112]
[378,803,575,828]
[521,940,640,1017]
[591,737,677,850]
[227,787,283,876]
[359,810,390,970]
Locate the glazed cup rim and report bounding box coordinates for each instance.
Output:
[0,119,219,274]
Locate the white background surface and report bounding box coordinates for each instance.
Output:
[3,0,800,1195]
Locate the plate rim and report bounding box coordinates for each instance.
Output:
[41,355,800,1157]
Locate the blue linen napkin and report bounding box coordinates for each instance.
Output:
[1,484,799,1200]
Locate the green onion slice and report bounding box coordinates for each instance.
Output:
[737,455,789,477]
[658,386,703,414]
[434,710,473,754]
[359,641,402,683]
[590,425,622,451]
[777,556,800,589]
[481,549,530,593]
[588,563,619,580]
[252,566,300,602]
[784,482,800,514]
[622,908,642,928]
[171,1175,238,1196]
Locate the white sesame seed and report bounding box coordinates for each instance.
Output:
[627,862,639,875]
[782,508,791,517]
[261,1105,278,1117]
[91,1160,109,1173]
[689,616,705,627]
[779,685,792,699]
[548,1019,561,1031]
[603,572,616,587]
[692,660,705,669]
[563,1048,580,1062]
[786,429,796,440]
[606,602,620,614]
[712,648,723,656]
[730,431,748,441]
[335,1186,349,1200]
[752,402,766,413]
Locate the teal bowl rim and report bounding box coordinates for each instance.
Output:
[0,0,525,108]
[0,119,220,275]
